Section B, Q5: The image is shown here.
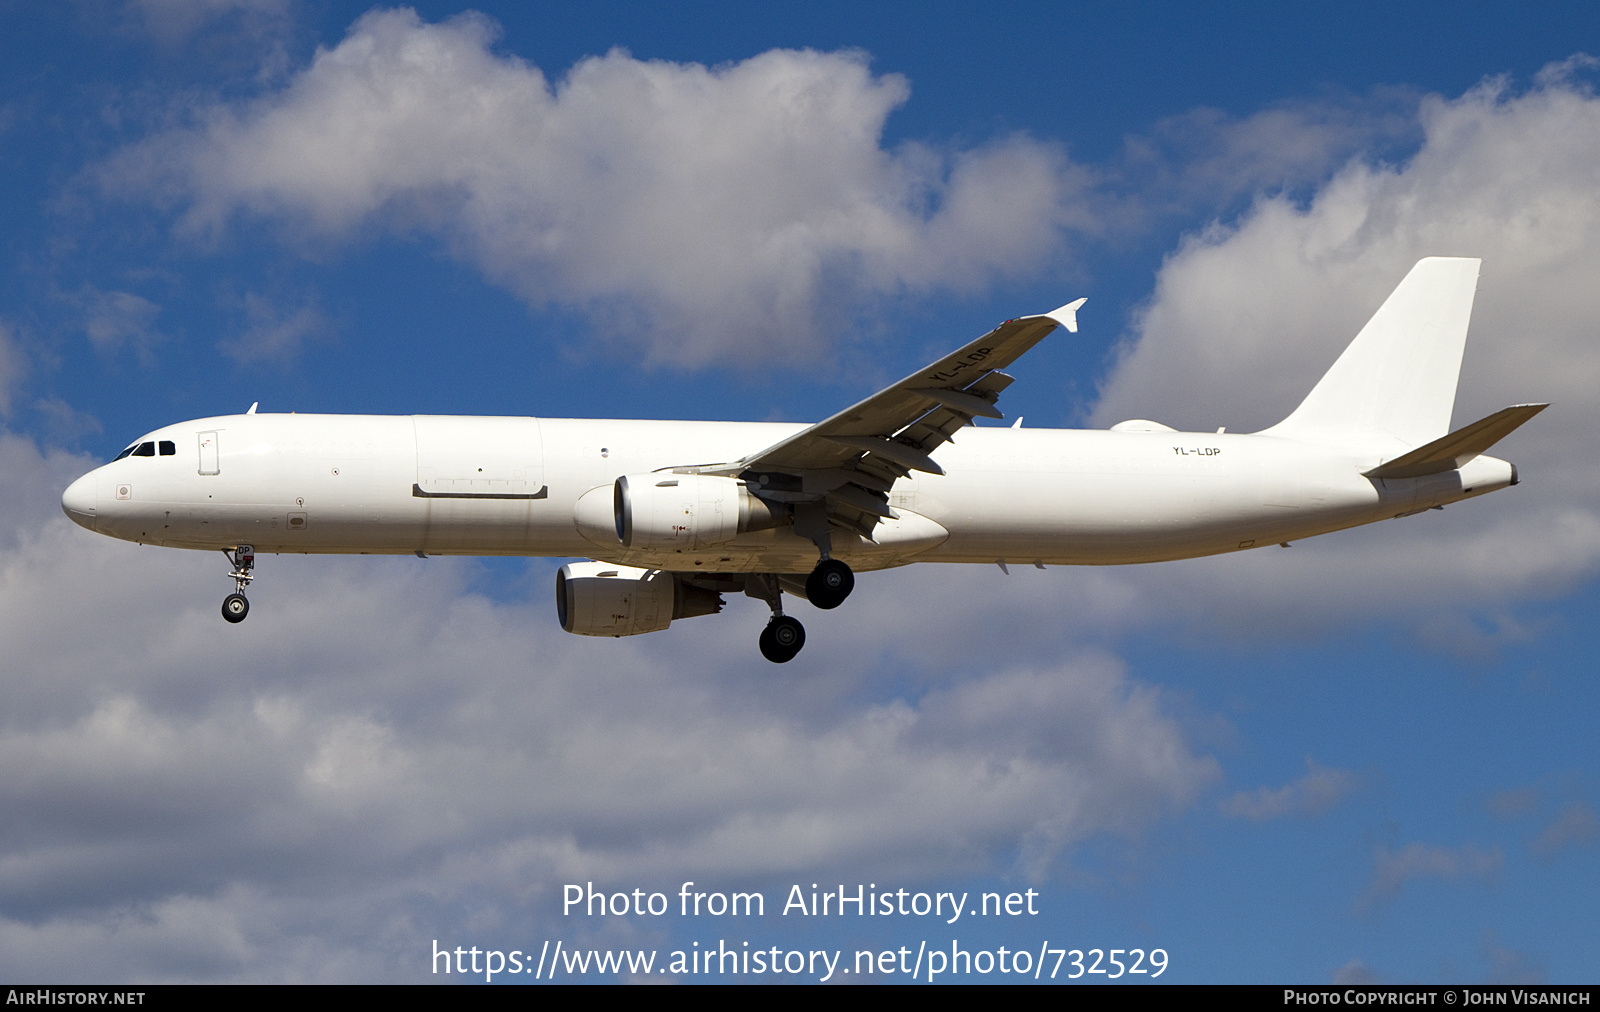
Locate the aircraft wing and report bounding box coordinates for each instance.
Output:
[694,299,1085,540]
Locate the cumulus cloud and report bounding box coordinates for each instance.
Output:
[1082,60,1600,634]
[1487,786,1542,821]
[0,321,24,415]
[40,19,1600,982]
[30,398,103,445]
[105,8,1091,367]
[1221,756,1356,820]
[80,288,164,360]
[1529,802,1598,859]
[128,0,291,44]
[1111,89,1422,227]
[1358,842,1502,912]
[123,0,295,77]
[1479,932,1545,985]
[0,431,1213,980]
[1331,958,1379,984]
[218,292,329,364]
[1096,60,1600,461]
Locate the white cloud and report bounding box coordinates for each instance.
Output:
[1359,842,1503,912]
[0,321,24,415]
[80,288,163,359]
[218,292,328,364]
[1479,931,1546,985]
[1096,62,1600,458]
[1221,756,1356,820]
[32,398,104,444]
[43,22,1600,982]
[0,430,1213,979]
[1487,786,1542,821]
[107,8,1091,367]
[125,0,293,56]
[1082,62,1600,632]
[1331,958,1379,984]
[1110,89,1422,226]
[1530,802,1598,859]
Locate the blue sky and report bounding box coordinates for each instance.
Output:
[2,0,1598,984]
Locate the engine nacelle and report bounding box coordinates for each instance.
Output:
[613,474,779,550]
[556,562,723,637]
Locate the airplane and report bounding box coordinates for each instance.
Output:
[60,257,1544,662]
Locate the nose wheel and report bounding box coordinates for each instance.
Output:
[221,545,254,624]
[222,593,249,623]
[760,615,806,663]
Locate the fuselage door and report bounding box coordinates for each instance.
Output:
[198,431,220,475]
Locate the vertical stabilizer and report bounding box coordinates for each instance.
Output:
[1265,257,1480,448]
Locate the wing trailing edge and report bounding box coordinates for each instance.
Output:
[678,300,1084,540]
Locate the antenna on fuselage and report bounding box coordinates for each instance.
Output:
[246,402,258,415]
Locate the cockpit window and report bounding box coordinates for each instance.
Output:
[131,442,156,457]
[113,445,136,461]
[158,440,176,456]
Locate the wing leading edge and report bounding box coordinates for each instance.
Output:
[687,299,1085,542]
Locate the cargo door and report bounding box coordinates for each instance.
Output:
[413,416,546,551]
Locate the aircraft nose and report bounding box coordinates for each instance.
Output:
[61,473,97,528]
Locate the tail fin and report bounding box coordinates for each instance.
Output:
[1264,257,1480,448]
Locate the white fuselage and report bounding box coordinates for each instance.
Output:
[60,412,1515,573]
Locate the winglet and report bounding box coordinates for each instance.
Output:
[1044,298,1087,333]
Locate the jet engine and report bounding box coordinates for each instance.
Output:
[556,562,723,637]
[613,474,779,550]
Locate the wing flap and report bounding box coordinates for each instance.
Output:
[824,435,945,475]
[909,387,1004,419]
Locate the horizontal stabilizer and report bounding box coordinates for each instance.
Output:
[1364,404,1547,479]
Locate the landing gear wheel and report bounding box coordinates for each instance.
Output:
[759,615,806,663]
[805,558,854,610]
[222,593,249,624]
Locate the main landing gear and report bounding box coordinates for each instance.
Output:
[221,545,254,624]
[747,557,855,663]
[747,574,804,663]
[805,558,854,610]
[759,615,805,664]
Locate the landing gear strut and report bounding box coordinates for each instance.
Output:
[221,545,254,624]
[793,503,855,611]
[747,573,805,663]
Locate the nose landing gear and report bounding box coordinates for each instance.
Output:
[221,545,254,624]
